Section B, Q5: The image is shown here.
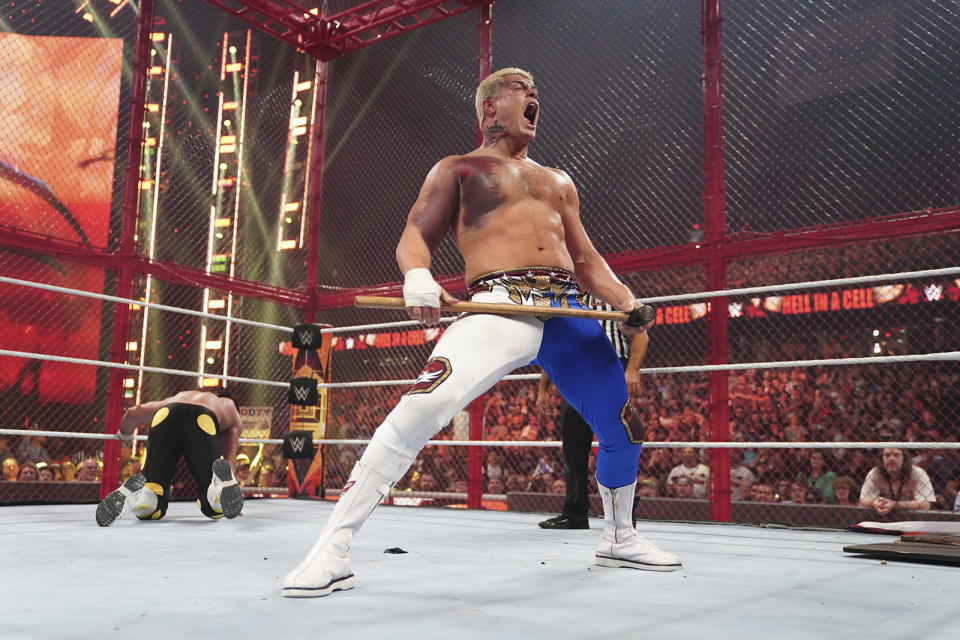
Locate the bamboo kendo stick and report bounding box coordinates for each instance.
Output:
[354,296,657,326]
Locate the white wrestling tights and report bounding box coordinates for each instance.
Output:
[359,303,544,483]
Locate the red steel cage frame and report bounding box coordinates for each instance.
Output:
[2,0,958,514]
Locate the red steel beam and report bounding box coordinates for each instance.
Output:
[306,206,960,311]
[302,60,329,322]
[102,0,158,499]
[324,0,492,59]
[0,226,307,308]
[202,0,494,60]
[140,258,307,306]
[199,0,323,53]
[10,204,953,316]
[719,206,960,260]
[475,2,492,147]
[604,206,960,274]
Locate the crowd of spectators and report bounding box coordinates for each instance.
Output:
[619,361,958,513]
[0,433,106,485]
[4,356,958,517]
[316,358,960,517]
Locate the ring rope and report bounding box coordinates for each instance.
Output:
[0,349,287,388]
[3,348,958,391]
[0,274,455,335]
[0,275,291,333]
[7,266,959,339]
[0,346,513,388]
[329,266,960,330]
[637,266,960,305]
[323,316,456,334]
[635,351,960,374]
[1,429,956,450]
[281,439,960,450]
[317,351,960,387]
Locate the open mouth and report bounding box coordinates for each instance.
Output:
[523,102,538,126]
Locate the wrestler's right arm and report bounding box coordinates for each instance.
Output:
[396,157,460,324]
[218,408,243,470]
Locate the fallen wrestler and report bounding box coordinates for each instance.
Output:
[96,389,244,526]
[282,67,680,598]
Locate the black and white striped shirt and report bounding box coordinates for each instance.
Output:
[587,296,630,359]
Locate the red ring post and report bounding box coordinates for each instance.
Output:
[101,0,157,499]
[702,0,731,522]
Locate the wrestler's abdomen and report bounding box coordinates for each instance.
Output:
[458,204,573,281]
[455,158,574,281]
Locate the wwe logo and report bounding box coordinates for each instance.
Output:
[924,284,943,302]
[292,386,311,402]
[728,302,743,318]
[296,329,314,346]
[289,436,307,453]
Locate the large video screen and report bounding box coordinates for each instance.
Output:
[0,33,123,404]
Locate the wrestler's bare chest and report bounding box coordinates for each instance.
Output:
[455,156,564,228]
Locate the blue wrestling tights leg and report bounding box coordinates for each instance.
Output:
[537,316,680,571]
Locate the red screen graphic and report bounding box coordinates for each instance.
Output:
[0,33,123,404]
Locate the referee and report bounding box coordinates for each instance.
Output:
[536,296,649,529]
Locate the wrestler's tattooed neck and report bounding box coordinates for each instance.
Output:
[482,120,508,147]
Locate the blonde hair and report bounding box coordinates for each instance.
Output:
[475,67,533,125]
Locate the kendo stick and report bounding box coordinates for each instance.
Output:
[354,296,656,326]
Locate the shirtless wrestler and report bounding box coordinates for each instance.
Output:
[282,68,680,597]
[96,389,244,526]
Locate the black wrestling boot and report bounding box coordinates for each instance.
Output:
[538,514,589,529]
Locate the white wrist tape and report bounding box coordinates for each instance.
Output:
[403,268,441,308]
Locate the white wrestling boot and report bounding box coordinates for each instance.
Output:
[281,461,394,597]
[595,481,682,571]
[131,483,161,519]
[95,473,146,527]
[208,458,243,519]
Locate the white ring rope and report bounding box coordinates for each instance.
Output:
[2,348,958,392]
[320,266,960,331]
[638,266,960,305]
[3,267,957,397]
[5,266,959,339]
[0,428,132,442]
[0,349,287,388]
[0,274,451,335]
[288,439,960,450]
[1,429,956,450]
[636,351,960,374]
[324,316,456,334]
[292,351,960,388]
[330,266,960,327]
[0,346,529,388]
[0,275,291,333]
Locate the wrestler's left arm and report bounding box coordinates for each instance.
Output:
[624,331,649,397]
[536,369,553,415]
[557,172,650,332]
